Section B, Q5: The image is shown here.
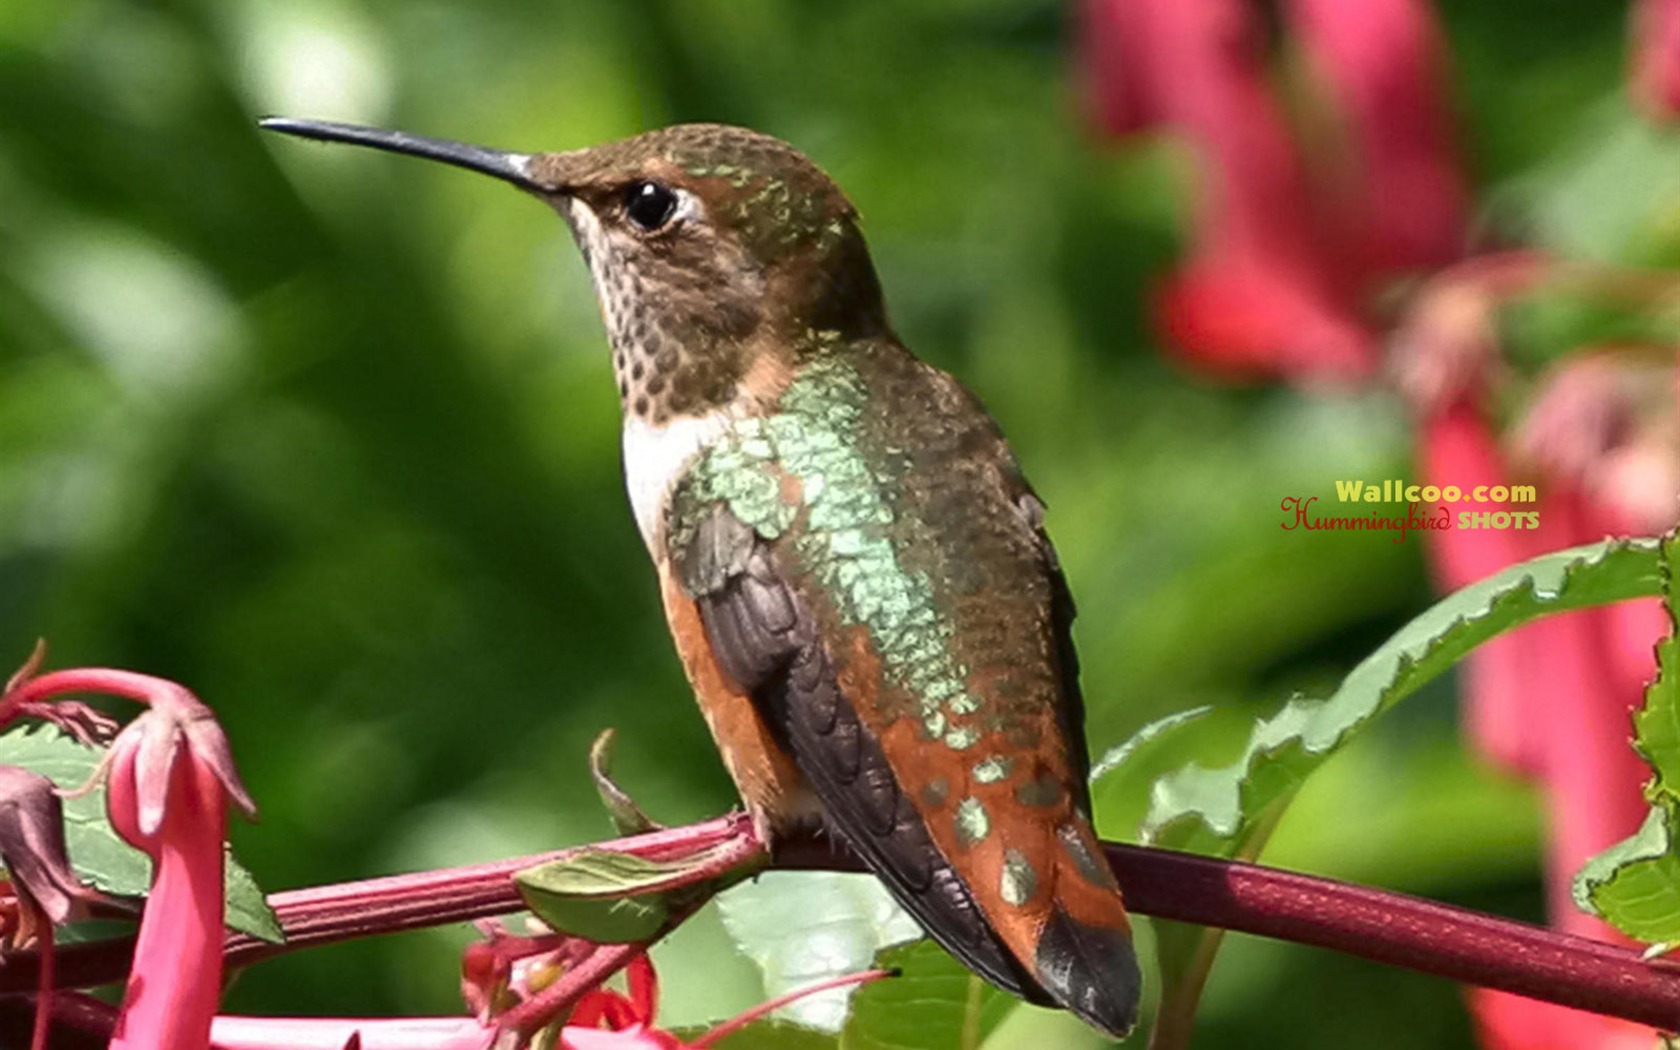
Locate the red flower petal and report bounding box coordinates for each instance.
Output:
[1287,0,1466,276]
[1631,0,1680,121]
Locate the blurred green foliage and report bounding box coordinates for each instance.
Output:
[0,0,1645,1044]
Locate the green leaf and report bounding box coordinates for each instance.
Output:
[589,728,660,837]
[841,940,1015,1050]
[1143,537,1660,857]
[0,724,283,942]
[515,848,678,943]
[718,871,923,1032]
[1576,531,1680,941]
[1105,537,1661,1049]
[1575,806,1680,943]
[1633,542,1680,803]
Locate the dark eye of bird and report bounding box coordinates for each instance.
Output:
[624,181,679,232]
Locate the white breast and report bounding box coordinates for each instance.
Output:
[622,412,737,553]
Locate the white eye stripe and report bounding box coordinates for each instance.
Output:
[669,187,702,224]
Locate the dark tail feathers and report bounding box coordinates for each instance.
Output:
[1033,907,1142,1038]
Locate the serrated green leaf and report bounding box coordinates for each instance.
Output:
[718,871,923,1032]
[1574,806,1680,942]
[515,848,682,943]
[225,849,285,943]
[1144,537,1660,856]
[841,940,1015,1050]
[1633,539,1680,802]
[1126,536,1661,1049]
[1576,531,1680,941]
[0,724,283,942]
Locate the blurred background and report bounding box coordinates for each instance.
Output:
[2,1,1677,1046]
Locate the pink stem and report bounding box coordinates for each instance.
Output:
[493,940,645,1035]
[30,909,52,1050]
[10,824,1680,1030]
[0,668,193,725]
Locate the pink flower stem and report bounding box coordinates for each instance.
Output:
[230,813,753,964]
[0,668,190,724]
[30,909,52,1050]
[493,940,645,1036]
[11,822,1680,1030]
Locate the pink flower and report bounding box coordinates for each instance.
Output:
[1421,397,1665,1047]
[1081,0,1465,384]
[556,952,889,1050]
[0,663,256,1050]
[1285,0,1466,276]
[1082,0,1373,382]
[1469,988,1656,1050]
[1631,0,1680,121]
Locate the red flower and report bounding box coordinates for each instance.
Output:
[1081,0,1464,383]
[557,952,889,1050]
[1285,0,1466,276]
[102,682,256,1050]
[1631,0,1680,121]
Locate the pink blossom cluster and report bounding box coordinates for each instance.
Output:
[1081,1,1680,1046]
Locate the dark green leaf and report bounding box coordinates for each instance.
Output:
[515,848,682,943]
[0,724,283,943]
[589,728,661,836]
[841,940,1014,1050]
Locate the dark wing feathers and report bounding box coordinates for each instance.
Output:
[677,504,1046,1002]
[1021,491,1093,814]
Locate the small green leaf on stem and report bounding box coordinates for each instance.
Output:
[516,849,678,943]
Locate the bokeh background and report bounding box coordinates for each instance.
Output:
[2,1,1674,1047]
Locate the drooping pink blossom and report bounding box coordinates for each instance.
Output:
[1081,0,1376,382]
[1286,0,1466,276]
[105,725,232,1050]
[1081,0,1470,383]
[1631,0,1680,121]
[1469,987,1656,1050]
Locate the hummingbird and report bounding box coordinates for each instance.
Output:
[261,116,1142,1037]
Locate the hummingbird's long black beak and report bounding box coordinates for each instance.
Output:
[258,117,546,192]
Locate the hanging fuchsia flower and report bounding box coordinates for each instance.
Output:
[1080,0,1467,384]
[1082,0,1373,381]
[103,682,256,1050]
[1469,987,1656,1050]
[1631,0,1680,120]
[1285,0,1466,277]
